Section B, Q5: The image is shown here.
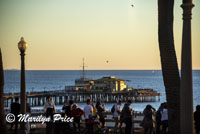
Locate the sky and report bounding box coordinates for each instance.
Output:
[0,0,199,70]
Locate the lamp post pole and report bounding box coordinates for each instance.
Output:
[18,37,27,134]
[180,0,194,134]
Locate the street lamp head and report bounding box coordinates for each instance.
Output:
[18,37,27,52]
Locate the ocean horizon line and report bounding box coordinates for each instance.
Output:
[4,69,200,71]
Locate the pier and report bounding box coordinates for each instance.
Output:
[4,89,160,107]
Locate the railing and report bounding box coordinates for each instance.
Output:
[27,112,144,133]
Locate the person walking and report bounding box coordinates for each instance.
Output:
[161,103,168,134]
[142,105,156,134]
[84,99,93,133]
[194,105,200,134]
[96,101,106,128]
[113,99,122,133]
[121,100,133,134]
[10,97,20,134]
[44,96,56,120]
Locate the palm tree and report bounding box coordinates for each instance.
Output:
[158,0,180,134]
[0,48,8,134]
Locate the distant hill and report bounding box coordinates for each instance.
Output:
[5,69,19,71]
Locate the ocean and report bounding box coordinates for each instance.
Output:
[4,70,200,112]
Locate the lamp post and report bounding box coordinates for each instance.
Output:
[180,0,194,134]
[18,37,27,134]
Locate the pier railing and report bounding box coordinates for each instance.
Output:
[4,89,160,107]
[26,112,145,134]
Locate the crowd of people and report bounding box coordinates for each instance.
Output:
[9,95,200,134]
[43,97,134,134]
[43,97,200,134]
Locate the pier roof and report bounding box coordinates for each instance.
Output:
[75,77,93,82]
[94,76,126,82]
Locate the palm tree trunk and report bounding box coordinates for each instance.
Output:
[0,48,8,134]
[158,0,180,134]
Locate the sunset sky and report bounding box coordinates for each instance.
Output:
[0,0,199,70]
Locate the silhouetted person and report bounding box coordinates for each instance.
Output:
[26,102,31,114]
[10,97,20,134]
[44,96,56,120]
[62,100,73,117]
[156,103,164,134]
[161,103,168,134]
[194,105,200,134]
[142,104,156,134]
[96,101,106,128]
[121,100,133,134]
[60,100,74,134]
